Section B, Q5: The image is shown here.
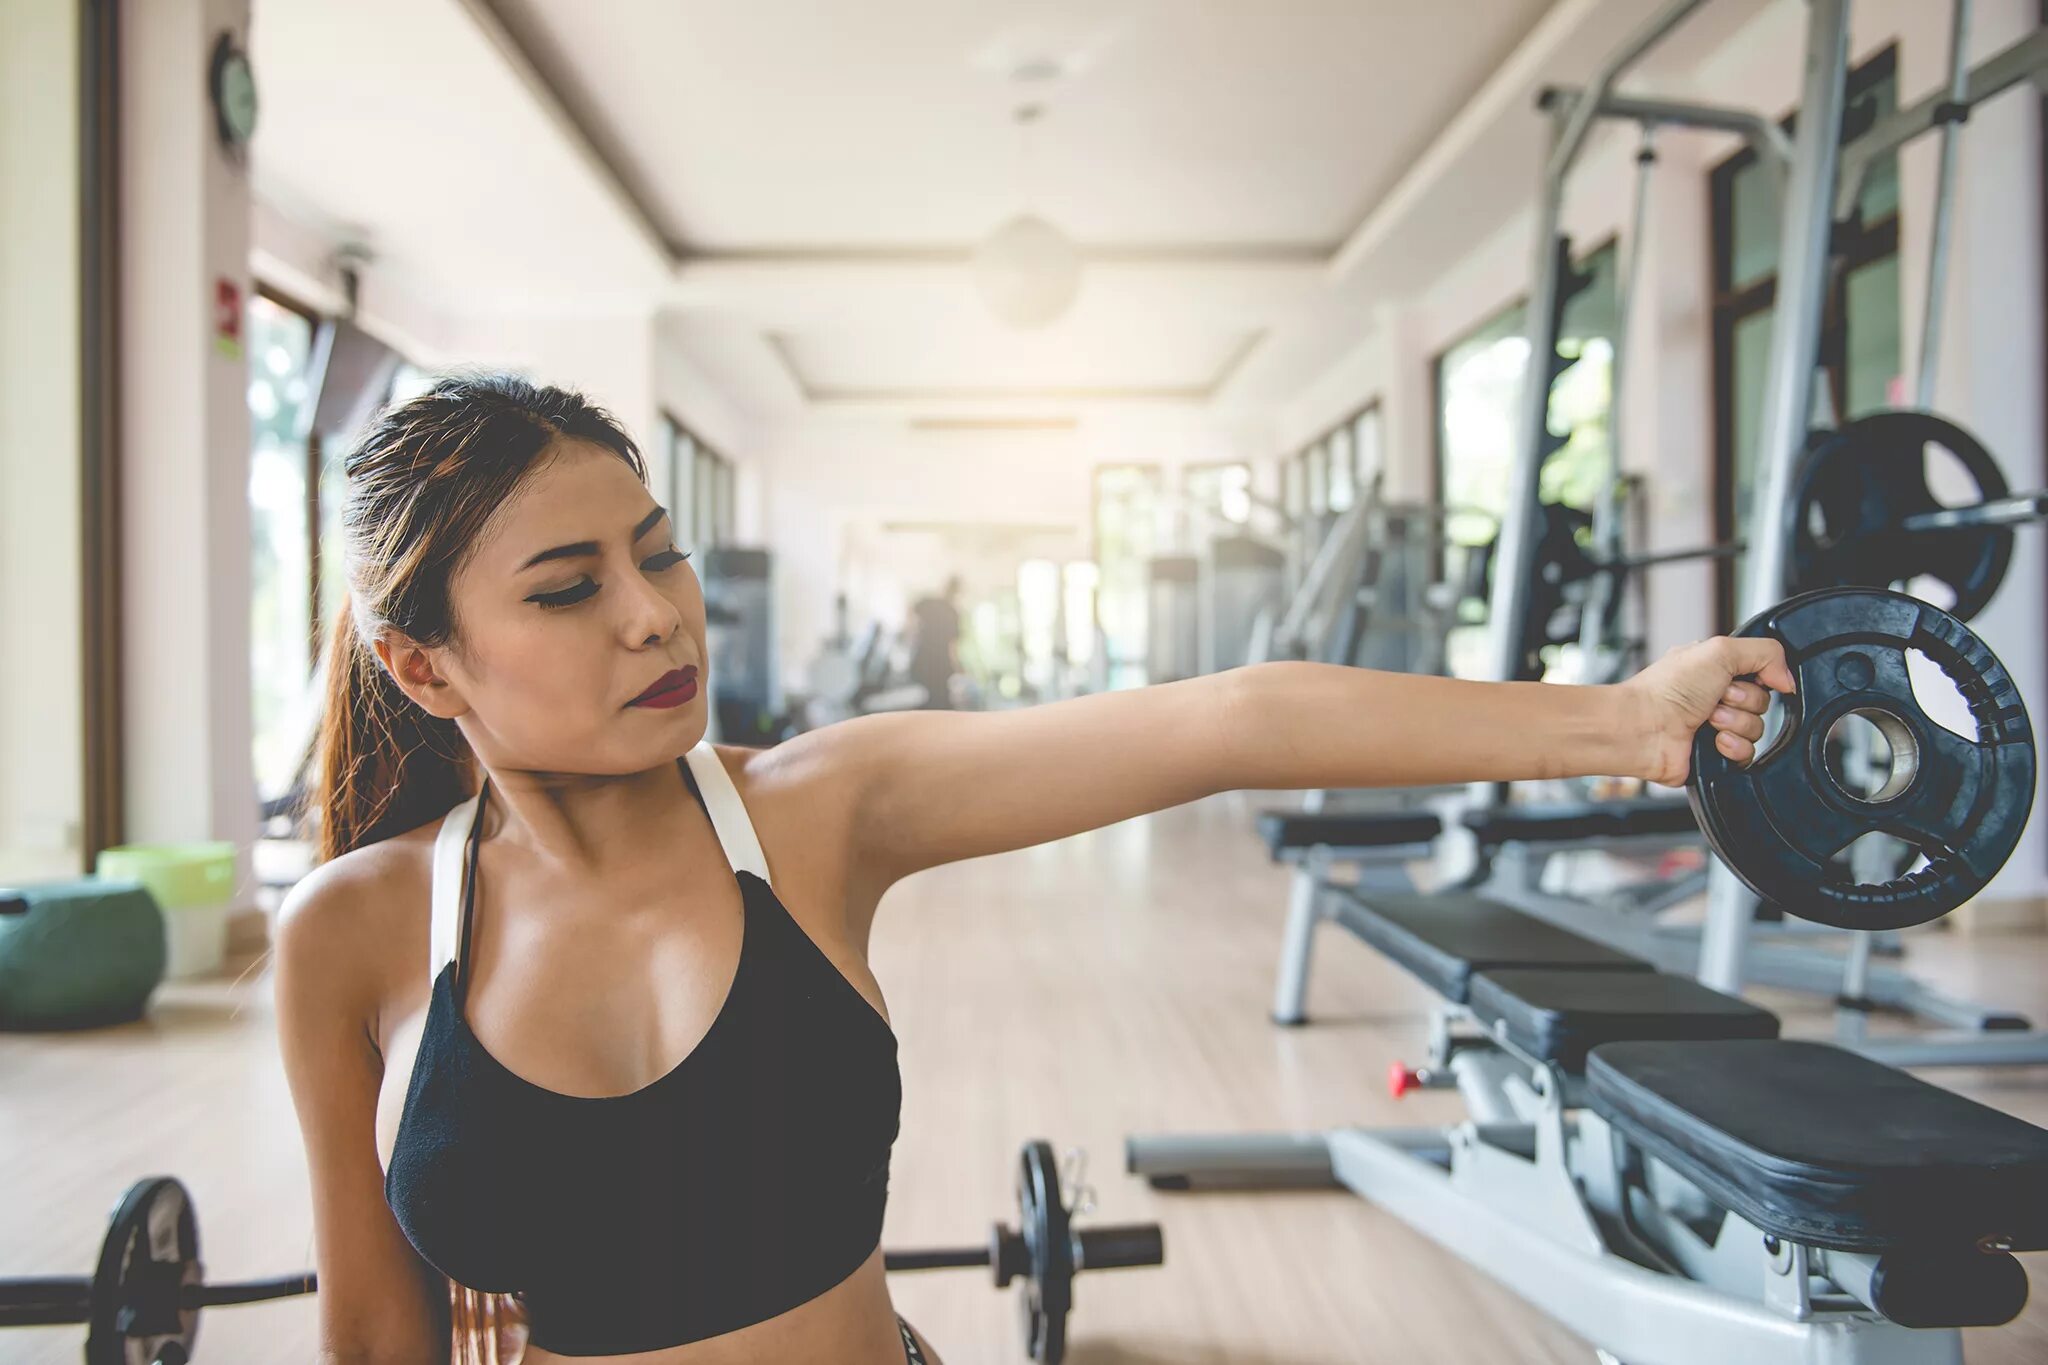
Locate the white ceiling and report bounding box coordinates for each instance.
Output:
[250,0,670,311]
[483,0,1551,251]
[251,0,1755,424]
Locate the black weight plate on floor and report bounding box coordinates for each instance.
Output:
[1787,410,2013,621]
[1016,1141,1072,1364]
[88,1178,201,1365]
[1687,587,2034,931]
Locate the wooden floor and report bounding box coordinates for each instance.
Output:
[4,790,2046,1364]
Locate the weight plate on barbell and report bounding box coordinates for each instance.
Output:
[87,1178,201,1365]
[1687,587,2035,931]
[1464,503,1597,678]
[1015,1140,1072,1365]
[1787,410,2013,622]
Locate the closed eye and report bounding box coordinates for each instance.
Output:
[528,548,691,610]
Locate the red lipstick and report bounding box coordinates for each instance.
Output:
[629,666,698,709]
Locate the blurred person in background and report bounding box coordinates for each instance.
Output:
[906,576,963,710]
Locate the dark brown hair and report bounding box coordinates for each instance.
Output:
[305,371,644,1361]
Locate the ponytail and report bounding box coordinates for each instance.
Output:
[308,596,473,865]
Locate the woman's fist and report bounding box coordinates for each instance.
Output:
[1621,636,1797,787]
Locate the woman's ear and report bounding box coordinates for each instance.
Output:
[372,631,470,720]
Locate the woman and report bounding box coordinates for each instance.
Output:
[274,374,1788,1365]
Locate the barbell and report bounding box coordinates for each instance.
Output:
[0,1139,1161,1365]
[1471,411,2047,651]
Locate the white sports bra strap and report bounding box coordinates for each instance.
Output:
[683,741,773,886]
[430,789,483,982]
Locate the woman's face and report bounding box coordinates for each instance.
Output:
[407,438,709,775]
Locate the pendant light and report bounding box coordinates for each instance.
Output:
[974,103,1082,329]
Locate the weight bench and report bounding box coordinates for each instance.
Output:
[1466,804,2042,1056]
[1132,889,2048,1360]
[1332,891,1648,1004]
[1267,798,1701,1026]
[1256,809,1444,856]
[1257,805,1444,1025]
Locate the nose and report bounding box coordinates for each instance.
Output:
[618,560,684,649]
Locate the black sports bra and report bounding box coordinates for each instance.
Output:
[383,742,903,1356]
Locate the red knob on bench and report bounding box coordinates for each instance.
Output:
[1388,1062,1423,1100]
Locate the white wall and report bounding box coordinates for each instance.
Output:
[0,0,85,880]
[119,0,260,901]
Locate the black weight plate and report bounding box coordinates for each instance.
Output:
[88,1178,201,1365]
[1016,1141,1072,1364]
[1787,411,2013,621]
[1530,503,1597,656]
[1688,587,2035,931]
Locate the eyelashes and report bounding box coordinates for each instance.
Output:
[530,548,691,611]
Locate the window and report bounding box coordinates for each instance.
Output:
[1281,456,1305,545]
[1292,402,1378,529]
[664,417,696,546]
[1351,405,1383,491]
[1062,561,1099,669]
[1092,464,1165,690]
[1432,244,1619,676]
[247,291,320,806]
[1711,46,1900,622]
[694,446,717,547]
[1018,559,1061,697]
[1181,461,1252,548]
[717,455,736,544]
[661,414,737,550]
[1326,426,1355,513]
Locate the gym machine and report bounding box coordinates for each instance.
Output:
[1262,0,2048,1065]
[800,594,932,729]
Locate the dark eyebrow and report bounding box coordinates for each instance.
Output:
[519,505,670,571]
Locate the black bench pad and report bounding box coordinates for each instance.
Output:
[1257,809,1442,859]
[1588,1040,2048,1252]
[1334,892,1649,1003]
[1468,969,1779,1072]
[1461,799,1698,847]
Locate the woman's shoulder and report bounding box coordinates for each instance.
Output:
[273,819,440,1026]
[705,731,873,867]
[709,730,863,809]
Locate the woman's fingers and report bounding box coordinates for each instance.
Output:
[1722,680,1771,714]
[1720,636,1797,694]
[1711,705,1766,743]
[1716,729,1756,763]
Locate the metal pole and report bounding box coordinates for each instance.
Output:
[1553,0,1714,164]
[1482,0,1715,701]
[1477,111,1571,699]
[1578,131,1658,680]
[1698,0,1854,994]
[1836,25,2048,224]
[1916,0,1972,408]
[1555,89,1795,171]
[1483,0,1711,693]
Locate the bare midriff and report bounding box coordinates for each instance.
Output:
[516,1248,941,1365]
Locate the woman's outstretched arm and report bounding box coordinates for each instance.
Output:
[833,636,1794,887]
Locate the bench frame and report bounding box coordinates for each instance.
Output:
[1129,1010,1970,1364]
[1273,828,2048,1067]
